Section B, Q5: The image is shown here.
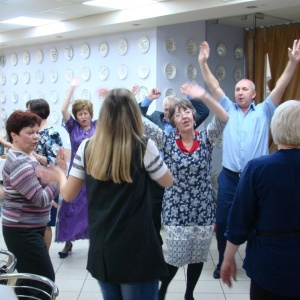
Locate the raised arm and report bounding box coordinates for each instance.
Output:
[198,41,224,101]
[62,79,80,123]
[0,133,12,149]
[181,81,229,122]
[139,88,162,117]
[269,39,300,107]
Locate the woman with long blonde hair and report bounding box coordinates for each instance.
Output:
[38,88,173,300]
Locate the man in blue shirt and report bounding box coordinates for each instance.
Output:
[198,39,300,279]
[140,88,209,244]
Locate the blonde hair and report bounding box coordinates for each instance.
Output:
[271,100,300,146]
[85,88,145,183]
[72,100,93,119]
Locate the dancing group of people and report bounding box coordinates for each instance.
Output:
[0,39,300,300]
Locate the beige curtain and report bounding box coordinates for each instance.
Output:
[245,23,300,151]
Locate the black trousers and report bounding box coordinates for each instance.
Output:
[250,279,300,300]
[3,226,55,300]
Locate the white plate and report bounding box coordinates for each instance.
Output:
[36,70,44,84]
[23,71,30,84]
[165,63,176,80]
[36,49,43,63]
[0,91,5,103]
[234,67,244,82]
[1,109,7,120]
[187,64,197,80]
[138,86,148,101]
[64,68,74,82]
[23,91,30,102]
[49,69,58,83]
[11,72,18,85]
[22,51,30,65]
[165,37,176,53]
[216,65,226,81]
[118,64,128,80]
[49,48,58,62]
[165,88,176,97]
[138,36,150,54]
[0,55,6,67]
[37,91,44,98]
[51,110,59,124]
[99,65,109,81]
[81,89,91,100]
[234,46,244,59]
[10,53,18,66]
[50,90,58,103]
[216,42,226,57]
[64,44,73,61]
[1,126,7,138]
[81,67,90,81]
[98,41,108,57]
[12,91,18,103]
[138,63,150,79]
[0,73,6,85]
[186,39,197,55]
[117,39,128,56]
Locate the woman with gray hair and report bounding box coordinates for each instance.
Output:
[221,100,300,299]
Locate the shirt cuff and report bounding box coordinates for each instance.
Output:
[140,97,152,107]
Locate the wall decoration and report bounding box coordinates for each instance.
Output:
[81,89,91,100]
[138,36,150,54]
[165,37,176,53]
[36,49,43,63]
[49,48,58,62]
[64,68,74,82]
[99,65,109,81]
[49,69,58,83]
[138,86,148,101]
[0,55,6,67]
[186,39,197,55]
[81,67,90,81]
[23,71,30,84]
[12,91,18,103]
[118,64,128,80]
[216,42,226,58]
[117,39,128,56]
[165,63,176,80]
[11,72,18,85]
[234,46,244,60]
[10,53,18,66]
[0,73,6,85]
[165,88,176,97]
[23,91,30,102]
[138,63,150,79]
[80,43,90,59]
[0,91,5,103]
[50,90,58,103]
[98,41,108,57]
[187,64,197,80]
[22,51,30,65]
[234,67,244,81]
[36,70,44,84]
[216,65,226,81]
[64,44,73,61]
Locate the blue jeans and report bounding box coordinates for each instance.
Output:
[98,279,159,300]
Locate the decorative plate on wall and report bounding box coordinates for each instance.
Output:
[10,53,18,66]
[234,67,244,81]
[165,88,176,97]
[80,43,90,59]
[216,65,226,81]
[22,51,30,65]
[165,63,176,80]
[11,72,18,85]
[165,37,176,53]
[234,46,244,60]
[37,91,44,98]
[187,64,197,80]
[216,42,226,58]
[118,64,128,80]
[23,91,30,102]
[50,90,58,103]
[98,41,108,57]
[138,86,148,101]
[64,44,73,61]
[81,67,91,81]
[51,110,59,124]
[36,70,44,84]
[0,91,5,103]
[99,65,109,81]
[81,89,91,100]
[64,68,74,82]
[138,63,150,79]
[49,48,58,62]
[0,55,6,67]
[49,69,58,83]
[186,39,197,55]
[1,109,7,121]
[0,73,6,85]
[138,36,150,54]
[12,91,18,103]
[36,49,43,63]
[117,39,128,56]
[23,71,30,84]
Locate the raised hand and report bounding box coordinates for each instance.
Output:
[148,88,161,100]
[180,81,206,100]
[288,39,300,64]
[97,88,110,101]
[198,41,210,65]
[131,84,139,96]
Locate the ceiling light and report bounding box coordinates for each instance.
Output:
[1,17,58,26]
[83,0,158,9]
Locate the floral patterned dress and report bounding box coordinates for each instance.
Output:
[143,116,226,267]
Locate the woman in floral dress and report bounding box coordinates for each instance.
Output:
[143,81,228,300]
[56,79,97,258]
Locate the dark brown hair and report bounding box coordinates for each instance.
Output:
[168,99,196,127]
[27,99,50,119]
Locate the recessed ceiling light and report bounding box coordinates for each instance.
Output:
[83,0,158,9]
[246,6,258,9]
[1,17,58,26]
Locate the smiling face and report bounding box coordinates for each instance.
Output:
[234,79,256,112]
[12,124,40,154]
[76,109,92,129]
[173,106,195,134]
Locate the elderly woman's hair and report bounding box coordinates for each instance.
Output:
[168,99,196,127]
[72,100,93,119]
[271,100,300,146]
[6,110,42,143]
[27,99,50,119]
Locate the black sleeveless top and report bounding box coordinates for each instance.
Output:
[84,143,168,283]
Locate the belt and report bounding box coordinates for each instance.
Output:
[256,230,300,238]
[223,167,242,177]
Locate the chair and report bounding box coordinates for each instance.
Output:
[0,273,59,300]
[0,249,17,274]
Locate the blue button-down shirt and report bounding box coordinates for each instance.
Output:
[220,94,276,172]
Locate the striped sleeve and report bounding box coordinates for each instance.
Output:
[69,139,88,179]
[143,138,168,180]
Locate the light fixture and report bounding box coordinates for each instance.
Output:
[83,0,158,9]
[1,17,58,26]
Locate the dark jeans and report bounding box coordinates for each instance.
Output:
[3,226,55,300]
[215,168,240,270]
[250,279,300,300]
[98,279,159,300]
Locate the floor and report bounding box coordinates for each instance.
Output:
[0,219,250,300]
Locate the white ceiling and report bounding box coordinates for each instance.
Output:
[0,0,300,49]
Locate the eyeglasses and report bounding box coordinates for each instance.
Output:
[174,109,192,120]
